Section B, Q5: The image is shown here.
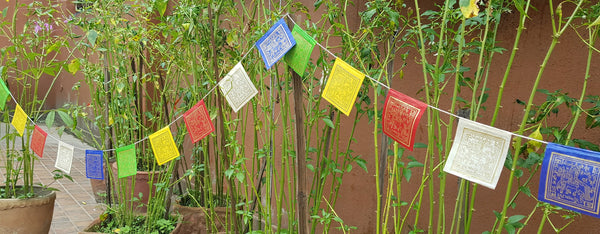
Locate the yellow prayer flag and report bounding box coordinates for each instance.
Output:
[11,104,27,136]
[321,58,365,116]
[149,126,180,165]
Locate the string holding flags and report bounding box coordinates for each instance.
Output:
[219,62,258,113]
[382,89,427,151]
[321,58,365,116]
[256,17,296,69]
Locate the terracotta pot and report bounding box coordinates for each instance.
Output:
[110,162,165,213]
[79,215,182,234]
[172,204,228,234]
[0,186,56,234]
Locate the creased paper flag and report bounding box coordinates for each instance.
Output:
[11,104,27,136]
[459,0,480,19]
[219,62,258,113]
[116,144,137,178]
[183,100,214,144]
[321,58,365,116]
[256,18,296,69]
[538,143,600,218]
[85,150,104,180]
[382,89,427,151]
[55,141,74,174]
[284,25,316,76]
[149,126,180,165]
[443,118,511,189]
[0,80,9,111]
[30,125,47,158]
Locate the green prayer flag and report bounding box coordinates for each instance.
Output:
[284,25,316,76]
[116,144,137,178]
[0,80,10,111]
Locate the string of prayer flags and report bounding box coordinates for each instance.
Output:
[284,25,316,76]
[219,62,258,113]
[256,18,296,69]
[321,58,365,116]
[85,150,104,180]
[55,141,74,174]
[116,144,137,178]
[30,125,48,158]
[382,89,427,151]
[0,80,9,111]
[149,126,180,165]
[538,143,600,218]
[443,119,512,189]
[183,100,214,143]
[11,104,27,136]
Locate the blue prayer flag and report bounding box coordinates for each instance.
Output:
[86,150,104,180]
[539,143,600,218]
[255,18,296,69]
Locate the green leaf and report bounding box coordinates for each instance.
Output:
[68,59,80,75]
[87,30,98,47]
[45,111,55,128]
[591,15,600,27]
[154,0,168,17]
[408,161,424,168]
[403,168,412,182]
[356,158,367,172]
[323,118,335,129]
[507,214,525,224]
[503,224,516,234]
[57,110,74,128]
[414,142,427,148]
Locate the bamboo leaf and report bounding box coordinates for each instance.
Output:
[323,118,335,129]
[68,59,80,75]
[87,30,98,47]
[45,111,55,128]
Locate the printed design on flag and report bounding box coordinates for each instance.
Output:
[116,144,137,178]
[149,127,180,165]
[55,142,74,174]
[219,62,258,113]
[11,104,27,136]
[443,119,511,189]
[382,89,426,151]
[86,150,104,180]
[540,144,600,215]
[321,58,365,116]
[0,80,9,111]
[256,18,296,69]
[284,25,316,76]
[184,100,214,144]
[30,125,47,158]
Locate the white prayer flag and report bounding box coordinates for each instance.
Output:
[443,118,512,189]
[55,141,75,174]
[219,62,258,113]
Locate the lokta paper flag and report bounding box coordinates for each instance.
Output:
[284,25,316,76]
[382,89,427,151]
[85,150,104,180]
[321,58,365,116]
[256,18,296,69]
[183,100,214,143]
[30,125,48,158]
[149,126,180,165]
[443,118,511,189]
[11,104,27,136]
[538,143,600,218]
[116,144,137,178]
[55,141,74,174]
[0,79,9,111]
[219,62,258,113]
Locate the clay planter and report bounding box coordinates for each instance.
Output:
[0,186,56,234]
[110,162,165,213]
[79,215,182,234]
[172,204,228,234]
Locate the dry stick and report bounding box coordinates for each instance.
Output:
[291,69,309,234]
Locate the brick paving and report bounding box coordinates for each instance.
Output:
[0,124,104,233]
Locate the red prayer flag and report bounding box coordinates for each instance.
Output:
[382,89,427,151]
[30,125,47,158]
[183,100,215,143]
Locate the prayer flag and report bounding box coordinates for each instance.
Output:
[382,89,427,151]
[0,80,9,111]
[443,118,511,189]
[183,100,214,143]
[256,18,296,69]
[321,58,365,116]
[538,143,600,218]
[284,25,316,76]
[219,62,258,113]
[55,142,74,174]
[11,104,27,136]
[85,150,104,180]
[30,125,47,158]
[116,144,137,178]
[149,126,180,165]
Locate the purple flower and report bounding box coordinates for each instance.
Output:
[34,22,41,34]
[63,16,72,24]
